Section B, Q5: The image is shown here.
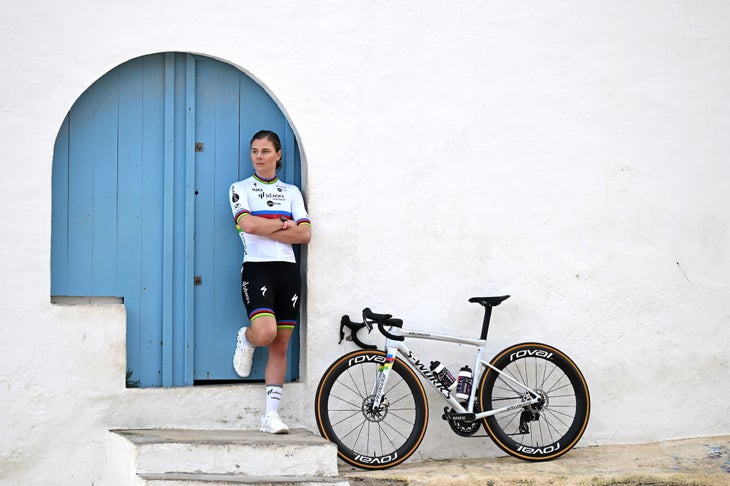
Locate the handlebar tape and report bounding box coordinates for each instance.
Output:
[378,320,405,341]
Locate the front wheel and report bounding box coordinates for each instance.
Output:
[315,350,428,470]
[479,342,590,461]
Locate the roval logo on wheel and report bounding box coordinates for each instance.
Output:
[354,452,399,464]
[348,354,386,366]
[509,348,554,361]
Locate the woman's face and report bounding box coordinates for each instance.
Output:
[250,137,281,178]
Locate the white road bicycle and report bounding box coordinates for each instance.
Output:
[315,296,591,470]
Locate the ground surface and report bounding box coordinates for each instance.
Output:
[339,436,730,485]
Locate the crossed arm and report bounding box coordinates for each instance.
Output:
[236,214,311,244]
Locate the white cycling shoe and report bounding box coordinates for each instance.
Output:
[233,327,255,377]
[260,411,289,434]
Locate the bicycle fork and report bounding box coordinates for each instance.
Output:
[368,347,397,412]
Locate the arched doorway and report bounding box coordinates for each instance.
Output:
[51,53,303,387]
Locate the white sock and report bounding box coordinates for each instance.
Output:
[265,385,283,414]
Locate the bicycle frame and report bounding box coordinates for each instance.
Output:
[370,325,543,421]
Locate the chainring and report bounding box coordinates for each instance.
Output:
[445,397,483,437]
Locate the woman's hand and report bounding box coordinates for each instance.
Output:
[271,220,311,244]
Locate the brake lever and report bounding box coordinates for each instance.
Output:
[339,315,377,350]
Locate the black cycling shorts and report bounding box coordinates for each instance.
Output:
[240,261,301,329]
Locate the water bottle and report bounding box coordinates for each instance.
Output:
[456,365,473,402]
[429,361,456,390]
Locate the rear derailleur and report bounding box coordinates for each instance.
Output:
[518,390,546,434]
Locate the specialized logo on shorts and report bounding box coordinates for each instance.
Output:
[291,294,299,308]
[241,280,250,304]
[261,286,268,297]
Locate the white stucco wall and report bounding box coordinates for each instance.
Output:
[1,1,729,483]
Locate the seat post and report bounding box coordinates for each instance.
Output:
[480,305,493,341]
[469,295,510,340]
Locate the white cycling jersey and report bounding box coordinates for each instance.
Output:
[229,174,311,263]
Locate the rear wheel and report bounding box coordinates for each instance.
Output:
[479,342,590,461]
[315,350,428,470]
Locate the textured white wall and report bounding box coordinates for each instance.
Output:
[1,1,729,483]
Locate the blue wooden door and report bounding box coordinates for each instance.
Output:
[51,53,302,387]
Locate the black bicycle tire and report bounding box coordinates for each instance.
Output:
[315,349,429,470]
[478,342,590,461]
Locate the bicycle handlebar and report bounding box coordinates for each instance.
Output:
[338,308,405,350]
[363,307,405,342]
[339,315,376,350]
[362,307,391,321]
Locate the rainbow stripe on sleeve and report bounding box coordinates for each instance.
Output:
[234,209,250,224]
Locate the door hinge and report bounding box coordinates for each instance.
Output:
[194,276,202,285]
[195,142,204,152]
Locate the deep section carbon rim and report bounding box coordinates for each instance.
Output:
[479,343,590,461]
[315,350,428,469]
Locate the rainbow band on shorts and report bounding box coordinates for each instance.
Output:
[249,308,275,322]
[277,320,296,330]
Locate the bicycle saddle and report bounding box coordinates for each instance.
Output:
[469,295,510,306]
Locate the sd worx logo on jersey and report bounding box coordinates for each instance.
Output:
[258,190,286,207]
[257,192,286,200]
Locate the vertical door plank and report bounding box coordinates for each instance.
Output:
[51,116,70,296]
[66,81,100,295]
[211,65,246,379]
[90,71,119,296]
[171,53,190,386]
[137,55,166,386]
[161,53,176,386]
[118,56,147,384]
[184,54,197,385]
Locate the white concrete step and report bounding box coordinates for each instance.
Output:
[139,472,350,485]
[109,428,345,485]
